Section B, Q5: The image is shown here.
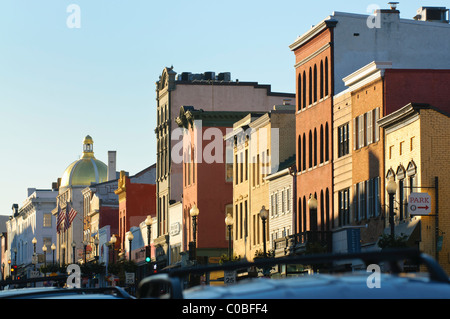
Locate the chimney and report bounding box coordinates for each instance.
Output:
[108,151,117,181]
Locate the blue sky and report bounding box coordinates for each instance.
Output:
[0,0,448,215]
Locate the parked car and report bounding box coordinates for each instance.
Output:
[137,248,450,299]
[0,286,134,299]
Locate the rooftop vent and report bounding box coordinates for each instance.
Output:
[414,7,449,23]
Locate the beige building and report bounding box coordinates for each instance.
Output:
[154,67,294,267]
[378,103,450,274]
[226,105,295,261]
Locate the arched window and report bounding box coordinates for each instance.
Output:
[325,122,329,162]
[302,133,306,171]
[302,196,307,233]
[326,188,330,230]
[302,71,307,109]
[325,57,329,96]
[297,73,302,111]
[313,64,317,103]
[320,125,324,164]
[297,135,302,172]
[314,128,317,166]
[320,190,325,232]
[320,60,324,99]
[309,130,313,168]
[298,197,302,235]
[309,67,312,105]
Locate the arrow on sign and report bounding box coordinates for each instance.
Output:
[418,206,429,210]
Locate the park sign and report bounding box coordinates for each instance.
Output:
[408,192,432,215]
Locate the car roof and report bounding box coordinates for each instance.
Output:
[183,272,450,299]
[0,286,134,299]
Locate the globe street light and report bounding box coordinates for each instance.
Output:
[145,215,153,265]
[259,206,269,257]
[42,245,47,268]
[190,205,200,261]
[51,243,56,265]
[110,235,117,263]
[127,232,134,261]
[71,242,77,264]
[387,177,397,236]
[225,214,234,259]
[94,237,99,261]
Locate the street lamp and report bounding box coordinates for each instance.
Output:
[190,205,200,261]
[32,237,37,253]
[72,242,77,264]
[42,245,47,268]
[259,206,269,257]
[145,215,153,246]
[51,243,56,265]
[387,177,397,236]
[145,215,153,264]
[308,194,318,243]
[225,214,234,260]
[83,240,88,264]
[127,232,134,261]
[110,235,117,263]
[61,243,66,266]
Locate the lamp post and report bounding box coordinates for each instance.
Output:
[32,237,37,270]
[225,214,233,260]
[110,235,117,263]
[61,243,66,266]
[127,232,134,261]
[387,177,397,237]
[42,245,47,268]
[308,194,318,241]
[145,215,153,264]
[259,206,269,257]
[190,205,200,261]
[71,242,76,264]
[51,244,56,265]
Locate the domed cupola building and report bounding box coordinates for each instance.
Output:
[54,135,108,265]
[60,135,108,190]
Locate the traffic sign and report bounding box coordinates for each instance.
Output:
[224,270,236,285]
[30,271,40,278]
[408,192,432,215]
[125,272,135,284]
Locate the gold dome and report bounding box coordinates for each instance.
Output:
[60,135,107,188]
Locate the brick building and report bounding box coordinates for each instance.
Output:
[154,67,294,266]
[379,103,450,274]
[290,5,450,254]
[114,165,156,254]
[176,106,249,266]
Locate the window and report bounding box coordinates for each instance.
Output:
[338,188,350,226]
[281,190,286,213]
[338,123,349,157]
[43,213,52,228]
[286,188,291,213]
[354,108,380,150]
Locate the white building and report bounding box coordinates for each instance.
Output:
[6,188,57,277]
[289,5,450,95]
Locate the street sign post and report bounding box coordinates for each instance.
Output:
[224,270,236,285]
[408,192,432,215]
[125,272,135,284]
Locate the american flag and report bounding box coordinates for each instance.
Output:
[67,202,78,229]
[56,204,65,234]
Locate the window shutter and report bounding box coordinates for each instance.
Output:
[353,118,357,150]
[366,111,373,145]
[374,108,380,142]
